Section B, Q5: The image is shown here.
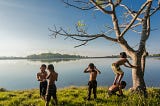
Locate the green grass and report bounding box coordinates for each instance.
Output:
[0,86,160,106]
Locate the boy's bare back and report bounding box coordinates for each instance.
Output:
[48,71,58,85]
[89,70,98,81]
[115,58,128,66]
[109,84,119,91]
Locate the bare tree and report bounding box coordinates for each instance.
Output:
[50,0,160,96]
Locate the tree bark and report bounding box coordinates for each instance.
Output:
[129,52,147,97]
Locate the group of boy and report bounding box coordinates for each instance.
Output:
[84,63,123,100]
[84,52,137,99]
[37,52,137,104]
[37,64,58,106]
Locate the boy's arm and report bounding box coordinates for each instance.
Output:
[45,71,48,79]
[46,73,51,79]
[123,63,131,68]
[95,67,101,74]
[84,67,90,73]
[125,60,136,68]
[37,73,41,81]
[56,73,58,81]
[118,86,123,96]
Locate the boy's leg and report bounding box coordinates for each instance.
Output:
[87,81,92,100]
[108,90,112,97]
[45,95,51,106]
[113,74,120,85]
[45,102,49,106]
[53,86,58,105]
[93,81,97,99]
[42,81,48,100]
[53,96,58,105]
[40,82,42,97]
[117,73,124,85]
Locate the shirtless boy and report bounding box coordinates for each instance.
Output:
[84,63,101,100]
[111,52,136,85]
[45,64,58,106]
[37,64,48,100]
[108,81,126,97]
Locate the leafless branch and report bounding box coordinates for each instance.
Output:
[114,0,122,7]
[101,34,118,42]
[90,0,113,14]
[120,22,142,29]
[74,41,88,48]
[49,25,118,48]
[130,28,142,34]
[150,6,160,16]
[52,0,159,51]
[119,4,143,21]
[138,0,152,52]
[120,1,150,38]
[62,0,95,10]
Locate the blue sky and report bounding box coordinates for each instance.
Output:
[0,0,159,57]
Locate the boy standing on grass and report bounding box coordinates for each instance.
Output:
[108,81,126,97]
[45,64,58,106]
[37,64,48,100]
[111,52,136,85]
[84,63,101,100]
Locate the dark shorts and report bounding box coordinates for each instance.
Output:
[46,84,57,102]
[108,90,116,96]
[88,80,97,88]
[111,63,124,75]
[40,81,47,96]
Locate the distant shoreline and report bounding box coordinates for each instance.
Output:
[0,56,159,60]
[0,52,160,60]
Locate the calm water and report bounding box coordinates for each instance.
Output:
[0,58,160,90]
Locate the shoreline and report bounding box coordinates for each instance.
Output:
[1,85,160,92]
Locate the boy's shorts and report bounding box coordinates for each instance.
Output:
[40,81,47,96]
[46,84,57,102]
[108,90,116,96]
[111,63,124,75]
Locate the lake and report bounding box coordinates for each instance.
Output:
[0,58,160,90]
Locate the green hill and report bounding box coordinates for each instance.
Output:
[26,53,86,59]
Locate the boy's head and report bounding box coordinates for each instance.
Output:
[47,64,54,72]
[120,81,127,89]
[120,52,127,58]
[40,64,46,72]
[88,63,95,69]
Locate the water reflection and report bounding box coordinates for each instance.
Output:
[0,58,159,90]
[28,58,80,63]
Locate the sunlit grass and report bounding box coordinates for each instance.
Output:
[0,87,160,106]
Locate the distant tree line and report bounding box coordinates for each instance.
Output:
[0,53,160,60]
[150,54,160,57]
[26,53,86,59]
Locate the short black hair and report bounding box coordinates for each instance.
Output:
[48,64,54,70]
[121,81,127,87]
[120,52,127,58]
[89,63,95,69]
[41,64,46,68]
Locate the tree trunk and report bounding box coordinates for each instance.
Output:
[130,53,147,97]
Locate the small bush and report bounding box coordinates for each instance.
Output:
[0,88,7,92]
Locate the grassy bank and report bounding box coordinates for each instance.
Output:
[0,86,160,106]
